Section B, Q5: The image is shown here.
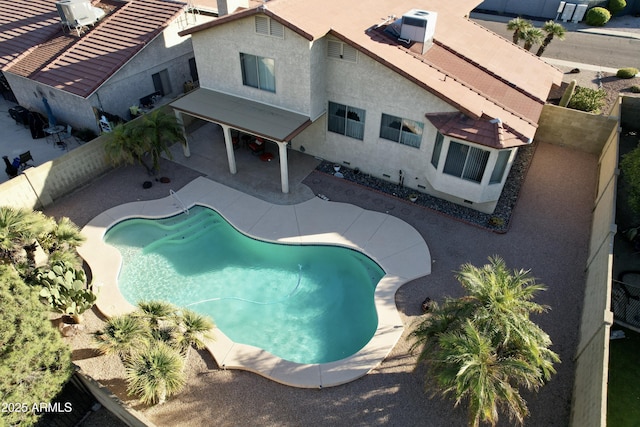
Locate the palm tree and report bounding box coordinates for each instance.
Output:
[411,256,559,427]
[536,21,566,57]
[104,122,151,174]
[125,341,185,405]
[94,314,150,359]
[520,27,544,51]
[0,207,54,268]
[174,309,215,359]
[506,17,532,44]
[132,109,185,174]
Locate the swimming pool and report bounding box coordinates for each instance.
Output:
[80,177,431,387]
[104,205,385,364]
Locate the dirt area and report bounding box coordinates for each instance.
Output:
[548,69,640,115]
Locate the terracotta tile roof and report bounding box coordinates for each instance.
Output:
[180,0,563,140]
[0,0,62,70]
[425,112,530,149]
[3,0,185,98]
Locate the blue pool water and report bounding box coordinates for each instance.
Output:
[104,205,385,364]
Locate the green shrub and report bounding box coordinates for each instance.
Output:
[567,86,607,113]
[585,7,612,26]
[617,67,639,78]
[631,85,640,93]
[608,0,627,15]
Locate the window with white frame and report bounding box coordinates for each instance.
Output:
[443,141,490,183]
[328,101,365,140]
[255,16,284,38]
[490,149,512,184]
[327,40,358,62]
[240,53,275,92]
[431,131,444,168]
[380,114,424,148]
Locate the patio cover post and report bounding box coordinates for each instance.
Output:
[276,141,289,193]
[220,124,237,174]
[174,110,191,158]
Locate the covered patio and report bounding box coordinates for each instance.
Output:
[171,88,313,196]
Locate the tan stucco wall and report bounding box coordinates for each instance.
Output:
[191,14,314,116]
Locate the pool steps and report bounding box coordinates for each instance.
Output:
[141,209,220,254]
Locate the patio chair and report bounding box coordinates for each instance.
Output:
[249,137,266,155]
[18,151,34,171]
[61,124,79,145]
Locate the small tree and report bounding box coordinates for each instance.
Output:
[620,144,640,217]
[0,265,73,426]
[506,17,532,45]
[536,21,566,57]
[411,257,559,427]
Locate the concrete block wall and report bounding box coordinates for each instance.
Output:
[74,368,156,427]
[569,97,621,427]
[0,136,111,210]
[536,104,619,155]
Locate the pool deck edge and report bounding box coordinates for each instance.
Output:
[79,176,431,388]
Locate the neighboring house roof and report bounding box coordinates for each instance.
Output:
[180,0,563,146]
[1,0,186,98]
[0,0,62,69]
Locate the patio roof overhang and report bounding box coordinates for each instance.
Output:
[170,88,312,142]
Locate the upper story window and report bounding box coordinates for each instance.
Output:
[328,101,365,140]
[379,114,424,148]
[443,141,489,183]
[255,16,284,38]
[490,150,512,184]
[327,40,357,62]
[240,53,275,92]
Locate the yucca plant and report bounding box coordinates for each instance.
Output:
[125,341,186,405]
[174,308,215,359]
[136,300,177,333]
[94,314,151,359]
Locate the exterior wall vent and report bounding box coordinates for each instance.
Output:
[400,9,437,53]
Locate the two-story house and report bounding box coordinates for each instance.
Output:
[172,0,562,213]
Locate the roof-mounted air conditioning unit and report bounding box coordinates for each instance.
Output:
[56,0,106,35]
[400,9,437,53]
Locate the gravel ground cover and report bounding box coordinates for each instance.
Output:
[315,141,536,233]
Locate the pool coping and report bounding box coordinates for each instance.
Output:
[79,176,431,388]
